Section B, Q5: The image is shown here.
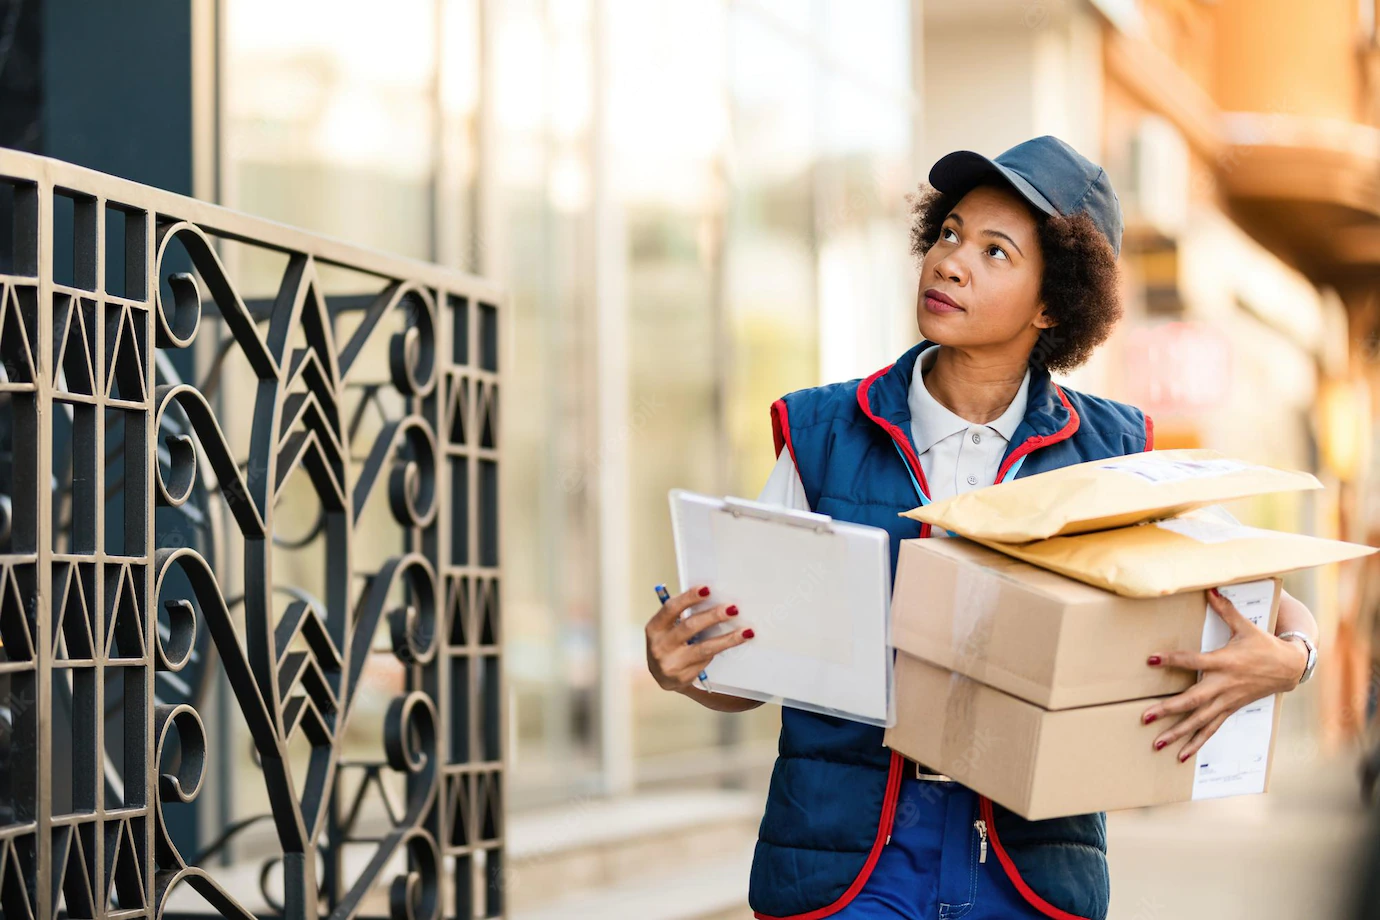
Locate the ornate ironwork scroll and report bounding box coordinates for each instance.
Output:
[0,150,504,919]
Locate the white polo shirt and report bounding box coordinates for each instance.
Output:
[756,345,1031,530]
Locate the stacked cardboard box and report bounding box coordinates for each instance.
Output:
[882,537,1281,819]
[882,450,1375,820]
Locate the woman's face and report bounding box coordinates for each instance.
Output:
[915,182,1053,351]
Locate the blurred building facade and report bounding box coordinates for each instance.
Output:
[11,0,1380,828]
[1095,0,1380,747]
[925,0,1380,752]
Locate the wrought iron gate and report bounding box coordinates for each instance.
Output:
[0,150,504,919]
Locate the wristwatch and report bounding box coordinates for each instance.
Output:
[1277,631,1317,686]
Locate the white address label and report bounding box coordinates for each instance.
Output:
[1153,516,1291,545]
[1191,579,1277,800]
[1097,455,1253,484]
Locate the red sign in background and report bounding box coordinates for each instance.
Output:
[1121,321,1233,417]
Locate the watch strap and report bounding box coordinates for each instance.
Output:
[1277,630,1317,686]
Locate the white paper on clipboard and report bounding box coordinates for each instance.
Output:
[668,489,895,727]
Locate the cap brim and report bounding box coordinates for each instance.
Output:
[928,150,1059,217]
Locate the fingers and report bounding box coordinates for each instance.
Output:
[1176,709,1232,763]
[1143,687,1200,722]
[1145,585,1261,674]
[644,586,757,691]
[650,651,706,691]
[646,634,707,690]
[672,602,740,642]
[1150,696,1225,756]
[1147,648,1210,672]
[647,584,712,632]
[1141,679,1217,726]
[1145,586,1252,672]
[1207,586,1253,632]
[691,625,755,660]
[650,626,755,690]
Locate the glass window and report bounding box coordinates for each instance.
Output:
[814,68,914,385]
[490,0,603,799]
[725,5,819,508]
[610,0,734,762]
[224,0,442,295]
[220,0,918,802]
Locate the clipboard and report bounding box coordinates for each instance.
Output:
[668,489,895,727]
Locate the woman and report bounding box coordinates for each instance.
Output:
[644,135,1320,920]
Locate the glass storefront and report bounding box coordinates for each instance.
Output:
[223,0,919,806]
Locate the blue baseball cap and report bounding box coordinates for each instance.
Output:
[928,135,1124,257]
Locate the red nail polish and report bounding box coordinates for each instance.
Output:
[1209,587,1220,598]
[1154,740,1167,751]
[698,586,711,597]
[1179,752,1191,763]
[742,628,755,639]
[726,605,739,616]
[1147,655,1162,666]
[1143,713,1158,725]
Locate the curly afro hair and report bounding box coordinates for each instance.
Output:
[907,179,1122,374]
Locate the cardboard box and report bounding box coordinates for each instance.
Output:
[882,653,1284,820]
[890,536,1283,709]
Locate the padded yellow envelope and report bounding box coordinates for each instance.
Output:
[963,507,1375,598]
[903,449,1321,543]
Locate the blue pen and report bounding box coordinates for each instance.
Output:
[656,583,709,689]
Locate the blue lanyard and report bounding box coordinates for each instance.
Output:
[894,442,1026,537]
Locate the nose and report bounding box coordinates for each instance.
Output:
[932,247,968,285]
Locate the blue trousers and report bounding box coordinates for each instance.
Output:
[832,778,1047,919]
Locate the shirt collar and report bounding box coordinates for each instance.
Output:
[907,344,1031,455]
[856,340,1078,477]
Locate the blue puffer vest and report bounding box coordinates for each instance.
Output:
[749,339,1154,920]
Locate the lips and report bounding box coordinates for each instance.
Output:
[923,288,965,314]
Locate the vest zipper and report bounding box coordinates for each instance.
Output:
[979,795,1096,920]
[974,817,988,863]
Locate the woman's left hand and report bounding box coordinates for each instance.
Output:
[1140,587,1308,763]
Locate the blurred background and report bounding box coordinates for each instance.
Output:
[6,0,1380,916]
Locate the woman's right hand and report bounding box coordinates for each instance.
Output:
[645,585,755,693]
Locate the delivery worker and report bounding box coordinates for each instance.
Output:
[644,135,1321,920]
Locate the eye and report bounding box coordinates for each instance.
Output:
[941,226,958,243]
[987,244,1009,261]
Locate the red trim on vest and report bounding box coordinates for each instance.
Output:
[770,398,799,468]
[753,751,905,920]
[981,796,1094,920]
[1143,412,1154,451]
[856,365,934,539]
[994,384,1081,482]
